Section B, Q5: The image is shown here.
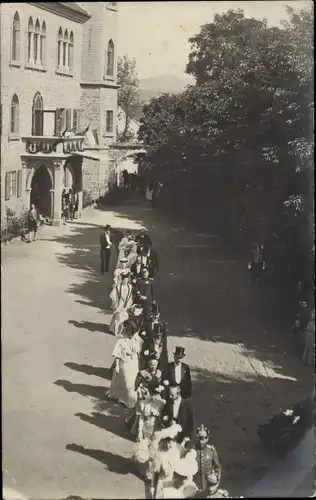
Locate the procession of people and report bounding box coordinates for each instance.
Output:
[99,225,225,499]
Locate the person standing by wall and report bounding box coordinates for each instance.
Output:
[100,225,112,274]
[27,204,39,242]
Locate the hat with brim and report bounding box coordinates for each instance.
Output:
[121,272,130,278]
[120,257,128,262]
[173,451,198,477]
[174,346,186,358]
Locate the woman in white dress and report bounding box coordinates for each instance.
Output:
[106,329,144,408]
[117,233,136,264]
[109,273,133,336]
[113,257,131,286]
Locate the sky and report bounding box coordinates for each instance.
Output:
[117,1,311,81]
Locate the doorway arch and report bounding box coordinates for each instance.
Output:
[30,165,52,217]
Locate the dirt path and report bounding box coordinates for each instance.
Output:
[2,201,312,498]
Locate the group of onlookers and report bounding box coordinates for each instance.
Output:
[98,227,224,498]
[248,241,314,366]
[61,187,79,223]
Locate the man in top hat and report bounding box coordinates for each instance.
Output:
[113,256,131,285]
[135,267,155,321]
[161,385,194,445]
[165,347,192,400]
[193,424,222,498]
[100,225,112,274]
[135,228,152,248]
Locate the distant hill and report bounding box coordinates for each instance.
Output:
[132,74,194,122]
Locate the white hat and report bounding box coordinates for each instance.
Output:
[120,257,128,262]
[173,450,198,477]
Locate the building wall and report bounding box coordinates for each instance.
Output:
[0,2,85,223]
[80,2,118,197]
[81,2,118,83]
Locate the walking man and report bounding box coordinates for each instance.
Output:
[100,225,112,274]
[28,204,39,242]
[165,347,192,400]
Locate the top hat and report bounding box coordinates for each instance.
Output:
[174,346,186,358]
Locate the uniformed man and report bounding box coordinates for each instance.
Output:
[194,424,222,498]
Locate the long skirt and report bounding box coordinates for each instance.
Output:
[109,355,139,408]
[109,308,129,336]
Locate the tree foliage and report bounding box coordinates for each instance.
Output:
[117,55,140,141]
[138,6,314,282]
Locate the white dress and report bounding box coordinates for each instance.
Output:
[108,333,143,408]
[109,283,133,336]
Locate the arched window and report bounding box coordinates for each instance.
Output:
[68,31,74,72]
[40,22,46,66]
[34,19,40,64]
[57,27,63,67]
[106,39,114,77]
[32,92,44,136]
[12,12,20,61]
[63,29,68,67]
[28,17,34,63]
[10,94,19,134]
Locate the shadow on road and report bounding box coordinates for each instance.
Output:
[66,443,133,475]
[68,320,111,335]
[75,410,130,441]
[54,379,107,400]
[65,362,112,380]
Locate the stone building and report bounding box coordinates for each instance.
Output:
[0,2,118,226]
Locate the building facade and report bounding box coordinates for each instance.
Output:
[0,2,118,226]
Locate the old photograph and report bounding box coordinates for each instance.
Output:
[1,1,314,499]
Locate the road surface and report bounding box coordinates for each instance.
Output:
[2,200,313,499]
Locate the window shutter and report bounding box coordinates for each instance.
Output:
[5,172,11,201]
[54,108,63,136]
[17,170,22,197]
[66,109,71,131]
[77,109,81,133]
[72,109,78,132]
[60,108,66,132]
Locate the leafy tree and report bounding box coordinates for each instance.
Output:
[117,55,140,142]
[139,6,313,282]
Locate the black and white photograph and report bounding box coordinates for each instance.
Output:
[1,1,314,499]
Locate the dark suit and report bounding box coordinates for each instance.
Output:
[136,233,152,247]
[100,232,111,273]
[147,249,159,277]
[135,278,155,320]
[130,261,145,281]
[161,398,194,443]
[165,361,192,399]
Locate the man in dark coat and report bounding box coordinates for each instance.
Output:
[142,321,168,374]
[161,385,194,444]
[135,267,155,320]
[130,254,145,285]
[100,225,112,274]
[165,346,192,400]
[135,229,152,248]
[147,247,159,278]
[194,424,222,498]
